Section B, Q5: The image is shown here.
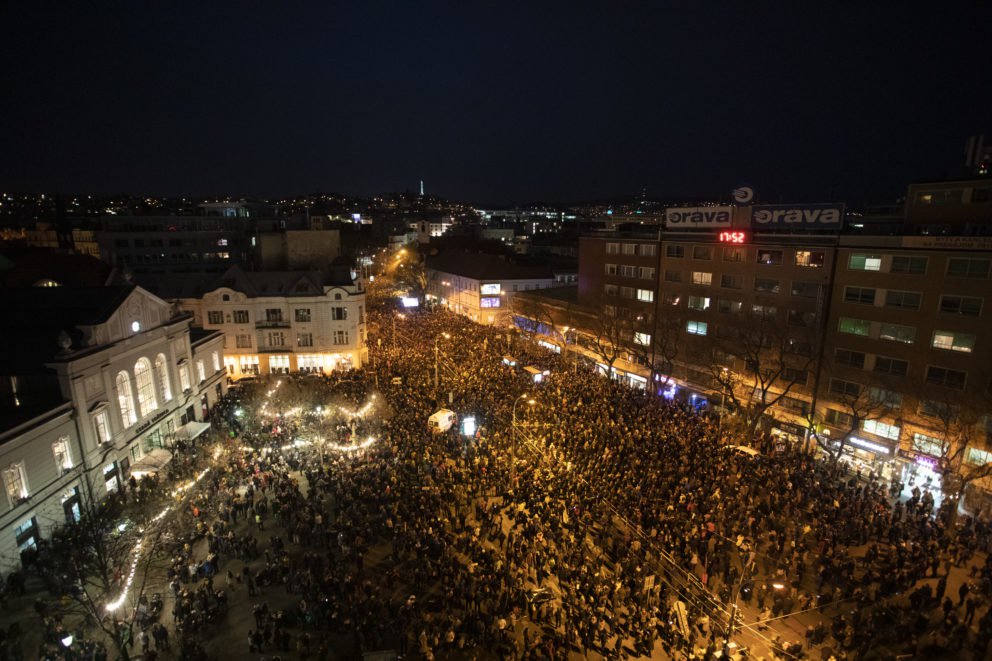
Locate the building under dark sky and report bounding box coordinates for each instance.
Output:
[0,2,989,204]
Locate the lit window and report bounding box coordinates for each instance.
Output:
[134,358,158,417]
[878,323,915,344]
[116,371,137,427]
[179,364,191,391]
[3,463,28,503]
[838,317,871,336]
[634,332,651,346]
[691,271,712,286]
[967,447,992,466]
[94,410,112,444]
[795,251,825,268]
[862,419,901,441]
[848,254,882,271]
[931,331,976,353]
[912,433,944,457]
[686,321,708,336]
[688,296,710,311]
[636,289,654,302]
[756,250,783,265]
[155,354,172,402]
[52,438,72,472]
[196,360,206,383]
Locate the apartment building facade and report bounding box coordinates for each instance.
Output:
[568,211,992,495]
[155,266,368,378]
[824,236,992,486]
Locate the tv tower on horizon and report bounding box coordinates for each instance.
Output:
[419,180,425,197]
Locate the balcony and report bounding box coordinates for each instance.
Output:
[255,319,290,329]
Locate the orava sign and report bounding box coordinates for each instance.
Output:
[664,206,734,228]
[751,203,844,229]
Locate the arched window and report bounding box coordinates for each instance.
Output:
[116,371,137,427]
[155,353,172,402]
[134,358,158,417]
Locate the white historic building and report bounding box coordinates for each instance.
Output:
[425,251,556,326]
[0,285,226,572]
[142,265,367,378]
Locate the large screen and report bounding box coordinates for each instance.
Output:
[480,283,501,295]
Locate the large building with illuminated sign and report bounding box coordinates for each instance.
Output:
[551,195,992,502]
[424,250,555,325]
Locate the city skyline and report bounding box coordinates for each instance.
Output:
[1,2,989,205]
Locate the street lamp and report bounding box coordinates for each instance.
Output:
[434,333,451,394]
[510,394,536,493]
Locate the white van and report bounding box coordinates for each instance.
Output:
[428,409,457,433]
[723,445,760,458]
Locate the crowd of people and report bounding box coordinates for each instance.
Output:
[11,301,992,660]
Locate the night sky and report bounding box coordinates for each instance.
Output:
[1,2,989,205]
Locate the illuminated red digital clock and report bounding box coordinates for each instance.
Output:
[718,231,747,244]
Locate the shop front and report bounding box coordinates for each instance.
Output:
[269,354,291,375]
[895,432,947,506]
[239,355,260,376]
[835,434,898,479]
[297,354,326,374]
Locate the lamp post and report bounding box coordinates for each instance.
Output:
[510,394,535,493]
[434,333,450,396]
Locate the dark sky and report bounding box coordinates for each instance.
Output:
[1,2,989,205]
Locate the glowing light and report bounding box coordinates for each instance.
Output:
[106,468,211,613]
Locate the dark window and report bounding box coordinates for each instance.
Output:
[947,258,990,279]
[873,356,909,377]
[825,409,854,427]
[844,286,876,305]
[829,378,861,397]
[754,278,780,294]
[720,274,742,289]
[926,366,967,390]
[834,349,866,368]
[939,295,982,316]
[884,290,921,310]
[890,256,927,274]
[791,281,820,298]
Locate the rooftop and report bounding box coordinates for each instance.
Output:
[426,250,554,281]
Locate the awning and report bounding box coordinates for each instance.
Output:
[178,421,211,442]
[130,449,173,477]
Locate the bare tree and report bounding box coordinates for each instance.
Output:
[706,310,817,441]
[587,301,635,378]
[394,252,431,304]
[509,294,559,341]
[913,382,992,521]
[811,377,894,463]
[625,309,684,395]
[39,497,169,660]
